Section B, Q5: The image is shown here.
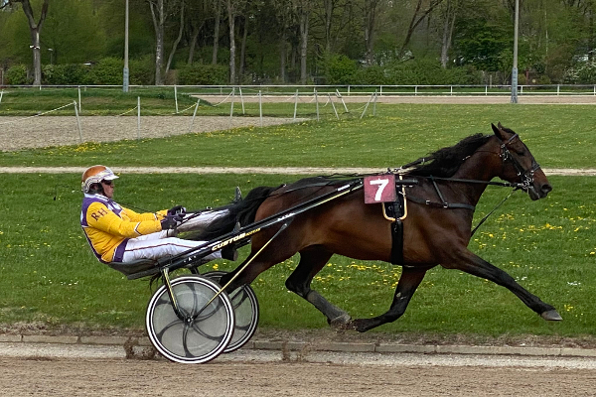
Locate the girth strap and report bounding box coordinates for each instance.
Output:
[405,193,475,211]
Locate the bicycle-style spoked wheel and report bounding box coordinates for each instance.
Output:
[146,275,235,364]
[202,271,260,353]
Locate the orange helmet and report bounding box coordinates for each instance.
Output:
[81,165,119,193]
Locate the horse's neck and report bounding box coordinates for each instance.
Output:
[452,147,502,206]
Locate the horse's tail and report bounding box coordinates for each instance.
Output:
[188,185,280,242]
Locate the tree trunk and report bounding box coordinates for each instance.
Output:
[150,0,165,85]
[440,0,457,68]
[188,22,200,64]
[280,28,287,83]
[16,0,49,86]
[240,16,248,78]
[323,0,332,53]
[227,0,236,84]
[399,0,444,58]
[299,10,309,84]
[363,0,379,66]
[212,1,221,64]
[165,0,185,79]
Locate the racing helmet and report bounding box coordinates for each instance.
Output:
[81,165,119,193]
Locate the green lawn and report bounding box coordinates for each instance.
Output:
[1,103,595,169]
[1,103,595,339]
[1,173,595,338]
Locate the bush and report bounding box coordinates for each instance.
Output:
[42,64,93,85]
[129,56,154,85]
[355,66,391,85]
[89,57,123,85]
[177,64,229,85]
[5,65,31,85]
[324,54,358,85]
[383,58,482,85]
[563,61,596,84]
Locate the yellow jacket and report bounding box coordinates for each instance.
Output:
[81,194,166,263]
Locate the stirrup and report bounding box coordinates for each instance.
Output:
[234,186,242,202]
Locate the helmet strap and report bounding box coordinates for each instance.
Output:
[87,183,104,195]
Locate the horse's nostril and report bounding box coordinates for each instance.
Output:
[542,184,552,194]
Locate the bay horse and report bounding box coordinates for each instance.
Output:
[194,123,562,332]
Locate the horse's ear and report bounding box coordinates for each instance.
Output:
[491,122,508,141]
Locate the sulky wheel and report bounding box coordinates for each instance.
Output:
[202,271,260,353]
[145,275,235,364]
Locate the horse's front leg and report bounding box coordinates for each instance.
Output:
[445,249,562,321]
[285,248,353,328]
[351,266,429,332]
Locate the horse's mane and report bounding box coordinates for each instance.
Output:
[403,133,492,177]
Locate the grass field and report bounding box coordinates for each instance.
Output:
[0,87,341,118]
[1,173,595,338]
[1,103,596,169]
[1,101,596,339]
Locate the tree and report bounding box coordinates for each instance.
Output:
[164,0,184,77]
[362,0,383,65]
[438,0,459,68]
[292,0,313,84]
[147,0,183,85]
[7,0,49,86]
[399,0,445,58]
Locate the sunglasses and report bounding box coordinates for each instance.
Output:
[102,180,114,186]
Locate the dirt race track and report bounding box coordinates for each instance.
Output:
[3,347,596,397]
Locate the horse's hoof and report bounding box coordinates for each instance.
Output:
[349,319,369,333]
[328,313,352,329]
[541,309,563,321]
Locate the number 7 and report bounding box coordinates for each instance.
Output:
[369,178,389,201]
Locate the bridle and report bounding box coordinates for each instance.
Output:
[400,133,544,236]
[499,133,541,192]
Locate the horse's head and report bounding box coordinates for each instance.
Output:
[491,123,552,200]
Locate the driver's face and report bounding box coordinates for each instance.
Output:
[101,180,114,198]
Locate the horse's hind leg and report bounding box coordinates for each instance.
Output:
[351,266,429,332]
[285,247,352,328]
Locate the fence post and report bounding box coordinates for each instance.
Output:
[415,85,418,96]
[360,92,374,119]
[293,89,299,120]
[557,84,560,95]
[239,86,245,115]
[229,87,235,127]
[78,86,82,113]
[174,85,178,113]
[314,88,319,121]
[259,90,263,127]
[137,96,141,140]
[329,94,339,119]
[189,98,200,132]
[372,92,378,116]
[336,89,349,113]
[0,90,3,106]
[73,100,83,143]
[379,85,383,96]
[485,85,488,95]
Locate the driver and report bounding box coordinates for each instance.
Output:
[80,165,237,265]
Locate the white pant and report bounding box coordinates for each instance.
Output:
[121,229,221,262]
[120,209,228,263]
[175,209,229,234]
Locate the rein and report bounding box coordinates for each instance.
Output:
[398,132,537,235]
